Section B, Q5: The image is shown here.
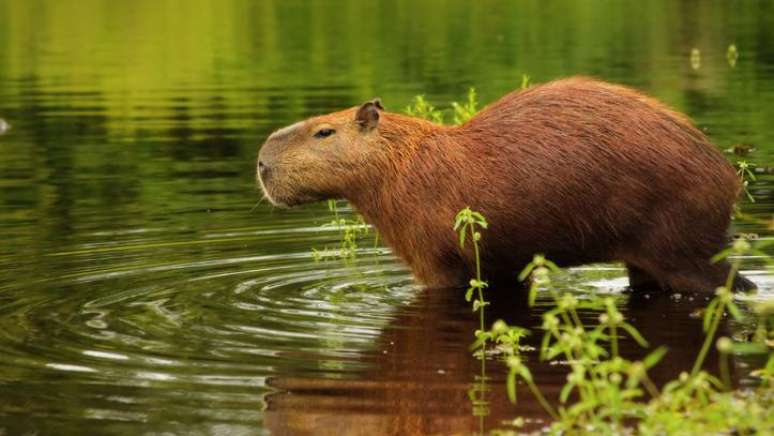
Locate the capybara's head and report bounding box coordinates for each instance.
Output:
[257,99,385,207]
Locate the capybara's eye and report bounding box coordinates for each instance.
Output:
[314,128,336,139]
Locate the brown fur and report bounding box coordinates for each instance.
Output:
[258,77,752,292]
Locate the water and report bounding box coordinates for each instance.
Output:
[0,0,772,434]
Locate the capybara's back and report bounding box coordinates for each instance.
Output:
[448,78,744,291]
[257,77,753,293]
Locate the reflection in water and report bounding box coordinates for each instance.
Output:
[263,283,757,435]
[0,0,772,433]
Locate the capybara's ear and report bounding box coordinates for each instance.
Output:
[356,99,382,131]
[370,98,384,110]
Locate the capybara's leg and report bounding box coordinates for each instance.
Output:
[414,253,472,289]
[661,259,755,293]
[733,272,757,292]
[662,268,719,293]
[625,263,664,291]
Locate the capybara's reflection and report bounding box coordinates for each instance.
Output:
[264,285,733,435]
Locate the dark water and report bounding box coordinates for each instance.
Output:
[0,0,772,434]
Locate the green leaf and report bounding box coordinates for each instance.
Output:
[703,299,719,331]
[465,286,474,302]
[469,334,487,352]
[518,263,535,282]
[507,370,517,403]
[711,248,732,263]
[545,259,560,272]
[621,322,649,347]
[471,211,488,227]
[540,333,552,360]
[726,302,744,321]
[730,342,768,355]
[560,382,575,403]
[643,346,668,369]
[518,366,533,383]
[528,284,538,307]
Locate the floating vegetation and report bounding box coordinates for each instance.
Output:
[690,48,702,70]
[727,43,739,68]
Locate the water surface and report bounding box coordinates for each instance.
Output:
[0,1,772,434]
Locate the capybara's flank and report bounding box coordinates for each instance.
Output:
[257,77,754,292]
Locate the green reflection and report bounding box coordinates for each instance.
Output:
[0,0,771,434]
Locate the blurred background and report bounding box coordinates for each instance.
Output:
[0,1,772,434]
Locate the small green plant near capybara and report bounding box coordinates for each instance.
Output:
[406,87,482,125]
[454,207,491,433]
[457,207,773,434]
[737,160,757,203]
[451,88,479,125]
[311,200,369,261]
[405,95,444,124]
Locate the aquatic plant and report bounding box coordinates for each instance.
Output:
[406,87,482,125]
[454,207,490,344]
[475,234,774,434]
[521,73,531,90]
[455,207,491,432]
[737,160,756,203]
[451,88,479,125]
[311,200,369,261]
[404,95,444,124]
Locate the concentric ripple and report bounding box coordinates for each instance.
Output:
[0,212,417,432]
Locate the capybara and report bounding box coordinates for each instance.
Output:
[257,77,754,292]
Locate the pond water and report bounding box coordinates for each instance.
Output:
[0,1,772,434]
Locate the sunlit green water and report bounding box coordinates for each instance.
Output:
[0,0,772,434]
